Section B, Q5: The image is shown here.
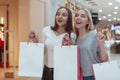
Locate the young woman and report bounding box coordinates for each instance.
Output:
[42,6,76,80]
[74,7,108,80]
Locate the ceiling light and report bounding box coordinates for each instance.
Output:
[98,18,102,20]
[103,16,106,19]
[108,14,111,17]
[113,17,117,20]
[114,11,118,14]
[117,18,120,21]
[98,9,102,12]
[108,19,111,21]
[114,6,118,9]
[108,2,113,5]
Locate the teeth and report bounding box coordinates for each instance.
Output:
[58,20,62,22]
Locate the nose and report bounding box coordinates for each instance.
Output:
[58,14,62,18]
[76,16,81,19]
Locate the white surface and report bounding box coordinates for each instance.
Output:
[54,46,78,80]
[93,60,120,80]
[18,42,44,77]
[110,53,120,68]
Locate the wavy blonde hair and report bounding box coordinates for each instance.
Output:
[74,7,94,37]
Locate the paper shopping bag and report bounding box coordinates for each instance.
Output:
[54,46,78,80]
[18,42,44,77]
[93,60,120,80]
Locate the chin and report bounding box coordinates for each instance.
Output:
[75,25,82,28]
[58,24,66,27]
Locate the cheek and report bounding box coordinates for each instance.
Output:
[83,19,89,24]
[85,18,89,23]
[63,18,68,24]
[63,16,68,20]
[55,17,57,21]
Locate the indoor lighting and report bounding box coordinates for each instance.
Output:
[108,19,111,21]
[103,16,106,19]
[98,9,102,12]
[108,14,111,17]
[117,18,120,21]
[98,18,102,20]
[108,2,113,5]
[0,17,4,24]
[113,17,117,20]
[114,6,118,9]
[0,17,4,27]
[114,11,118,14]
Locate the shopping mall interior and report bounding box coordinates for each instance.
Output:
[0,0,120,79]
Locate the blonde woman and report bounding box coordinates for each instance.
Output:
[74,7,108,80]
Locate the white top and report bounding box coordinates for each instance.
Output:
[42,26,76,68]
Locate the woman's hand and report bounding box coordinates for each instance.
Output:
[96,32,105,45]
[28,31,38,43]
[62,33,72,46]
[96,31,108,62]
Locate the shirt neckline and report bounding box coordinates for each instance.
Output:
[50,27,67,37]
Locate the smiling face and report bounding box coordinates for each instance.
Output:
[55,8,69,28]
[74,9,89,30]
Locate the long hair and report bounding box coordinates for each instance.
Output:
[51,6,73,34]
[74,7,94,38]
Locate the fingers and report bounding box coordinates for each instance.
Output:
[62,33,72,45]
[96,32,105,40]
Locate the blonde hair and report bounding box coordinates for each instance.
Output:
[74,7,94,37]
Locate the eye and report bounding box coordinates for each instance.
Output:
[62,13,67,17]
[81,14,86,18]
[75,14,79,17]
[56,12,60,16]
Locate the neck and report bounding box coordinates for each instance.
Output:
[57,27,66,34]
[78,28,89,39]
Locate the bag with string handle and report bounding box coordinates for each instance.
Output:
[54,33,82,80]
[18,42,44,77]
[92,60,120,80]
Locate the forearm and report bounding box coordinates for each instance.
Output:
[99,44,108,62]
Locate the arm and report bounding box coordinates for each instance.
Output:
[99,43,108,62]
[96,32,108,62]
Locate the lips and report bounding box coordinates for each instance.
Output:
[75,20,82,24]
[76,21,82,24]
[58,19,63,22]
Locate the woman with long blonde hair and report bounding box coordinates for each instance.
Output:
[74,7,108,80]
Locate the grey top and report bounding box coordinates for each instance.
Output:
[76,30,100,77]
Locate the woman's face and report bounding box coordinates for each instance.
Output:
[74,9,89,29]
[55,8,68,27]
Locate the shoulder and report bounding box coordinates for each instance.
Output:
[43,26,51,32]
[90,30,97,34]
[43,26,52,34]
[89,30,97,37]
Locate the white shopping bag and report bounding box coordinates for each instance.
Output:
[54,46,78,80]
[93,60,120,80]
[18,42,44,77]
